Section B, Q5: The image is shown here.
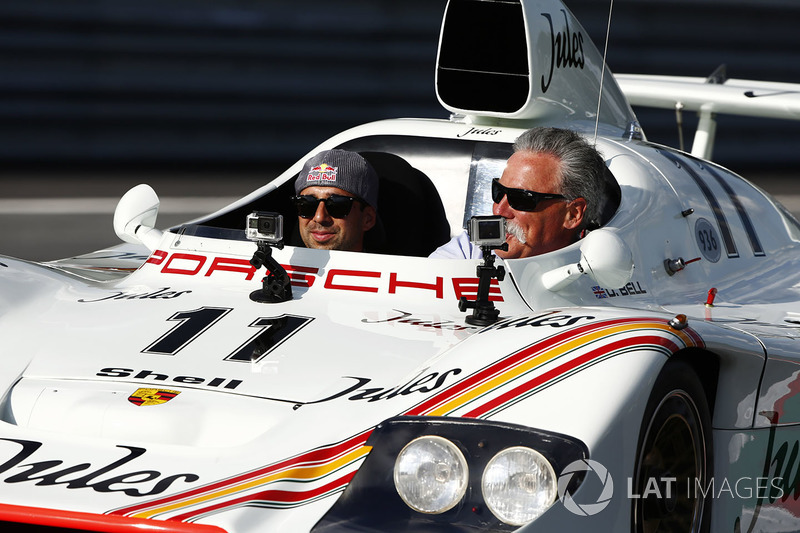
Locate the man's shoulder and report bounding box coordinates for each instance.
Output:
[429,232,483,259]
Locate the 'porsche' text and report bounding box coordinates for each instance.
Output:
[145,250,501,302]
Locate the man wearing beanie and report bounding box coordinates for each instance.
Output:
[292,149,379,252]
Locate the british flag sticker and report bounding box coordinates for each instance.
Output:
[592,286,608,299]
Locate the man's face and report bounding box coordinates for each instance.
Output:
[297,186,376,251]
[492,151,586,259]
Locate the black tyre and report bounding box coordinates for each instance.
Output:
[632,359,713,533]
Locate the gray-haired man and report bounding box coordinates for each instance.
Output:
[431,127,607,259]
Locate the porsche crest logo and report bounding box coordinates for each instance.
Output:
[128,388,180,406]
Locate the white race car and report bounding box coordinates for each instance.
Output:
[2,0,800,532]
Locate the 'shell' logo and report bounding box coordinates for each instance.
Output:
[128,388,180,406]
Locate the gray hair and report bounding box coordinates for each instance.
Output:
[513,127,607,229]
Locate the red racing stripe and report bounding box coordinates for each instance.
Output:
[463,334,679,418]
[405,317,666,416]
[169,472,358,522]
[110,430,371,517]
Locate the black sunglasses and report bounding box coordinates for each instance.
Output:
[491,178,566,212]
[291,194,364,219]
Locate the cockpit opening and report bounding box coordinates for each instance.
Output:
[188,135,621,257]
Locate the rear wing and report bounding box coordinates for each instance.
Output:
[614,74,800,160]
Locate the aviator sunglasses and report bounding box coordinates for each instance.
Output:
[292,194,364,219]
[491,178,566,212]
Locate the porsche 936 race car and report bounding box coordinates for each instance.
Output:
[3,0,800,532]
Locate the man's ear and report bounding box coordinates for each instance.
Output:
[362,205,377,231]
[563,197,587,230]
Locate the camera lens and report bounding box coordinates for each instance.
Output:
[259,218,275,233]
[479,220,501,239]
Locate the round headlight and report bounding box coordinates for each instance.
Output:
[393,436,468,514]
[481,446,557,526]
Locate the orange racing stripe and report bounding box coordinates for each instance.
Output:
[109,317,703,522]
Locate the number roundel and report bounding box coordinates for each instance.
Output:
[694,218,721,263]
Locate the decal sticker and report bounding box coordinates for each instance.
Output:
[109,431,371,519]
[662,151,738,258]
[97,368,242,390]
[113,317,704,520]
[480,311,595,332]
[144,307,231,356]
[145,250,168,266]
[453,277,503,302]
[308,369,462,404]
[705,164,765,257]
[225,315,314,363]
[593,286,608,299]
[389,273,444,299]
[128,388,180,407]
[592,281,648,299]
[456,126,501,138]
[763,430,800,505]
[323,269,380,293]
[540,9,585,93]
[142,307,314,364]
[0,439,198,497]
[361,309,478,332]
[78,287,192,303]
[734,416,800,528]
[146,250,499,301]
[695,218,721,263]
[406,317,704,419]
[111,316,705,523]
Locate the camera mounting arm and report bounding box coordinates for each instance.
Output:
[246,211,292,303]
[458,243,508,326]
[458,216,509,326]
[249,241,292,303]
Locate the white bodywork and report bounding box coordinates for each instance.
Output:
[2,1,800,532]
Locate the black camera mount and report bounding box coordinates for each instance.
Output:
[458,243,507,326]
[249,241,292,303]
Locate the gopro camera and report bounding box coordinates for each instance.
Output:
[467,215,507,248]
[246,211,284,244]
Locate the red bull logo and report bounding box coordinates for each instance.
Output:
[307,163,338,183]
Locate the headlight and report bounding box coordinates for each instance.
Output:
[482,446,557,526]
[313,417,587,533]
[393,436,468,514]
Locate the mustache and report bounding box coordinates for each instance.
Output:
[305,221,338,232]
[507,220,526,244]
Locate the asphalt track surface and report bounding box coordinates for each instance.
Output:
[0,172,271,262]
[1,172,799,263]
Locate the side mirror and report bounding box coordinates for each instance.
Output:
[542,229,634,292]
[113,184,163,251]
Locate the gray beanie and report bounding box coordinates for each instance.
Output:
[295,149,379,208]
